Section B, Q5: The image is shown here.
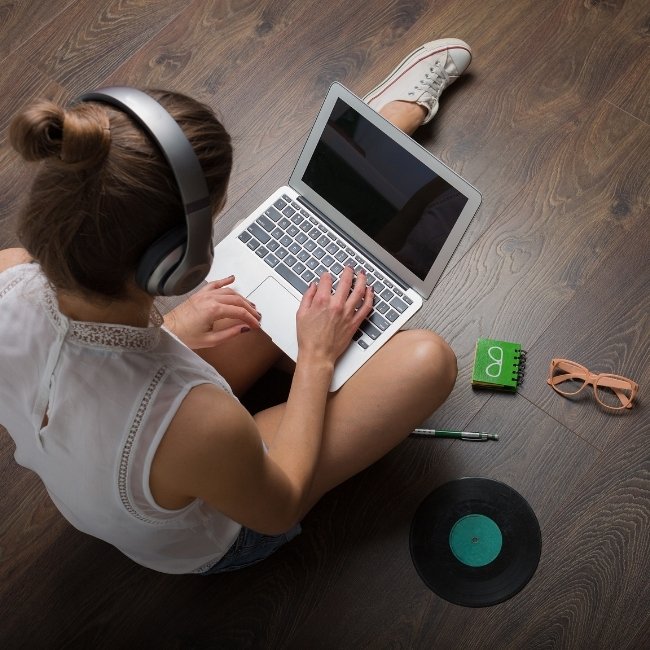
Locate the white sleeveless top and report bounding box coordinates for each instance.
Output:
[0,263,242,574]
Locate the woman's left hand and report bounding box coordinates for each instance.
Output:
[163,276,261,349]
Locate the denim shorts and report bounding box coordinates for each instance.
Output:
[201,523,302,575]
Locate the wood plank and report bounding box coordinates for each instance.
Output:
[417,99,649,430]
[518,220,650,449]
[605,46,650,125]
[414,411,650,649]
[100,0,443,209]
[287,396,601,648]
[413,0,650,264]
[13,0,192,90]
[100,0,553,211]
[0,0,77,63]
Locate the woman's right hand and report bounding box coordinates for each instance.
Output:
[295,266,374,365]
[163,276,261,349]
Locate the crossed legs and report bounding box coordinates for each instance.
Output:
[254,329,455,516]
[198,324,456,516]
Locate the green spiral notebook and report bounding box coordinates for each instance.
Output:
[471,338,526,392]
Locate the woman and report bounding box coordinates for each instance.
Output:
[0,39,469,574]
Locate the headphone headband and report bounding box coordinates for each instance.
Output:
[77,87,214,295]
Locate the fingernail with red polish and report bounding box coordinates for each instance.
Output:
[241,326,251,333]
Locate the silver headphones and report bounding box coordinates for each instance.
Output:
[77,87,214,296]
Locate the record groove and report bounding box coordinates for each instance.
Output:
[409,477,541,607]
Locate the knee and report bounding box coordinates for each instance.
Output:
[400,330,458,395]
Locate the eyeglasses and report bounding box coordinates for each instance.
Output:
[547,358,638,410]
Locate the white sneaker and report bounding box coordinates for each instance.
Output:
[363,38,472,124]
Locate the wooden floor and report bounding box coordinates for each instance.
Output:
[1,0,649,647]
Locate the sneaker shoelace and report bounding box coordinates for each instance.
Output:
[409,61,449,100]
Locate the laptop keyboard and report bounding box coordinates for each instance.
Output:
[237,194,413,348]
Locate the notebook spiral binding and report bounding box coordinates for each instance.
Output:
[513,350,527,385]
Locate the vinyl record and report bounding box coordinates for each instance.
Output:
[409,477,541,607]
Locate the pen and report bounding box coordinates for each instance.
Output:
[411,428,499,441]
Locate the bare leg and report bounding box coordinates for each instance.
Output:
[196,325,285,397]
[253,330,457,517]
[379,101,427,135]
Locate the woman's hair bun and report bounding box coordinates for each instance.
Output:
[10,100,111,169]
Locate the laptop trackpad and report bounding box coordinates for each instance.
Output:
[248,277,300,358]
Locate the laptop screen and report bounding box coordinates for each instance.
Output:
[300,98,469,281]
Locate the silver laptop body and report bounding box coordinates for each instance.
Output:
[207,83,481,390]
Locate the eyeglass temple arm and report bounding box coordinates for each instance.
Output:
[548,372,583,386]
[605,381,636,407]
[612,386,632,406]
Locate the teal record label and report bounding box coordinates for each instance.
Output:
[449,514,503,567]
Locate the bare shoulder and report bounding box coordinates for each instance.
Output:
[151,381,299,534]
[150,382,262,509]
[170,382,256,447]
[0,248,32,274]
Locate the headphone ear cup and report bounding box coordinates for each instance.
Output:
[135,225,187,295]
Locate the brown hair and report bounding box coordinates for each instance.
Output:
[10,90,232,298]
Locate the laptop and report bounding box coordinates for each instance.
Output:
[207,82,481,390]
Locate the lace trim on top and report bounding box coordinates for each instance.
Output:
[1,276,22,299]
[41,278,162,351]
[118,365,168,525]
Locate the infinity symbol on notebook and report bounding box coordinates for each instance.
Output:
[485,346,504,378]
